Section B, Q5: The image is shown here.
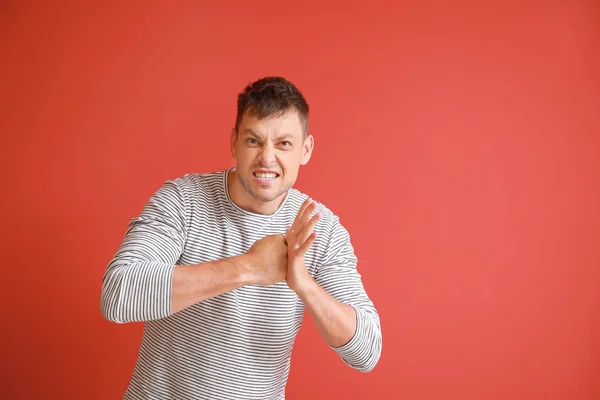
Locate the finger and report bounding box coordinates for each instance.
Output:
[292,198,314,232]
[287,198,312,241]
[295,212,321,246]
[296,232,317,255]
[292,201,317,240]
[300,201,318,227]
[285,226,297,243]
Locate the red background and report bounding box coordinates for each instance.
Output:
[1,1,599,399]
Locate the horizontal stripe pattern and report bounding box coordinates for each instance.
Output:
[101,168,381,399]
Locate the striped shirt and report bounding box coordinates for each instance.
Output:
[101,168,382,400]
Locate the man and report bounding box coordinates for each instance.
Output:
[101,76,382,399]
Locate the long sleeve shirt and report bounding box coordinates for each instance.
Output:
[101,168,382,400]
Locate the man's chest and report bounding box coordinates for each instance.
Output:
[174,215,306,348]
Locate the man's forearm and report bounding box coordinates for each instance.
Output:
[171,255,254,314]
[295,277,357,348]
[102,234,288,323]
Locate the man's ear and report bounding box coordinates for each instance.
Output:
[300,134,314,166]
[230,128,237,158]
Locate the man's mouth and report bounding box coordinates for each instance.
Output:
[253,171,280,181]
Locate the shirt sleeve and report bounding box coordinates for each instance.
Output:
[100,178,189,323]
[314,217,382,372]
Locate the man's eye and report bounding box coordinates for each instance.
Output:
[281,141,291,146]
[247,138,259,145]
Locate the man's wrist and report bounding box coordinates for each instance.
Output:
[293,273,319,299]
[233,254,257,285]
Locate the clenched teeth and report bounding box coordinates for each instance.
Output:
[254,172,278,179]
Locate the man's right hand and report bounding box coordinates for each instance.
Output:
[245,234,288,285]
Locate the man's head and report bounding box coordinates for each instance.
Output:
[230,77,314,208]
[234,76,310,138]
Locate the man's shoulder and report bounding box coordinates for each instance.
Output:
[152,169,227,209]
[166,169,226,193]
[170,168,225,184]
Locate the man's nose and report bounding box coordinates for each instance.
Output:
[259,143,276,164]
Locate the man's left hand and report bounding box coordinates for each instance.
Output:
[285,197,321,294]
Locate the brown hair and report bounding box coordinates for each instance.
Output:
[235,76,309,136]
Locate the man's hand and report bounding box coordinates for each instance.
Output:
[285,198,321,293]
[283,198,361,353]
[246,234,288,285]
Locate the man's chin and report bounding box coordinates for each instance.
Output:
[239,174,290,203]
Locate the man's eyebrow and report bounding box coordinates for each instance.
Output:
[244,129,295,142]
[276,133,295,141]
[244,128,261,138]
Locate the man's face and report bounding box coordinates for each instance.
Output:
[230,111,313,204]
